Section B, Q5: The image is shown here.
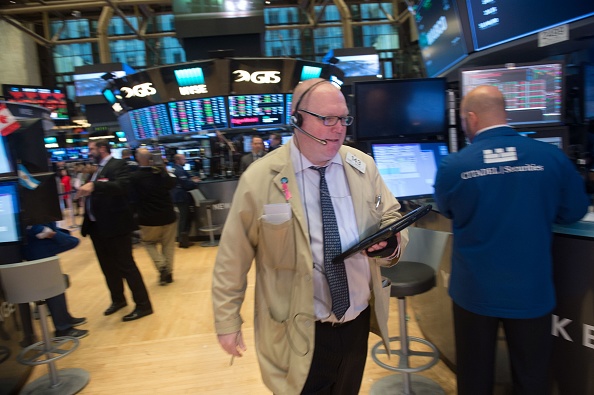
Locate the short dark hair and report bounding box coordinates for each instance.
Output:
[93,139,111,153]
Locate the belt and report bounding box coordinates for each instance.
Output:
[316,320,351,328]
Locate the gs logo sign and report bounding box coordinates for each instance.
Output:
[233,70,281,84]
[120,83,157,98]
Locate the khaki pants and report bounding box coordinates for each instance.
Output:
[139,221,177,274]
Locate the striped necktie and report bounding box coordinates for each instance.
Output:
[311,166,350,320]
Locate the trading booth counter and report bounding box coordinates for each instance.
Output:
[0,282,32,394]
[410,208,594,393]
[192,178,238,237]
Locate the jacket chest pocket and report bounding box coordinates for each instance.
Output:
[258,218,297,270]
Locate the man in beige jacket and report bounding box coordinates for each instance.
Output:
[212,79,409,394]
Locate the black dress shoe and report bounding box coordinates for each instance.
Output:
[104,302,127,316]
[122,308,153,322]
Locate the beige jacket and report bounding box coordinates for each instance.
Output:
[212,141,409,394]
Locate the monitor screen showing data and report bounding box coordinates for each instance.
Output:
[0,182,20,243]
[460,62,564,126]
[168,96,228,133]
[415,0,468,77]
[129,104,173,140]
[228,94,285,128]
[3,84,69,120]
[371,141,449,200]
[466,0,594,51]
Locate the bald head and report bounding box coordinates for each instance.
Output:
[460,85,508,141]
[291,78,336,113]
[136,148,151,166]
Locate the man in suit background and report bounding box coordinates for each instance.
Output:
[239,136,265,174]
[76,139,153,322]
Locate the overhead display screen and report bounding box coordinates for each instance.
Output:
[129,104,173,140]
[467,0,594,51]
[168,96,228,133]
[415,0,468,77]
[460,62,564,126]
[228,94,285,128]
[3,85,69,120]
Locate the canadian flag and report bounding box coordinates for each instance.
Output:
[0,103,20,137]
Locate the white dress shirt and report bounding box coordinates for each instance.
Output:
[290,143,371,323]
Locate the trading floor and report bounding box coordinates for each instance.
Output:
[24,214,457,394]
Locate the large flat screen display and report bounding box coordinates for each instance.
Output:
[0,181,20,243]
[583,63,594,121]
[129,104,173,140]
[460,62,564,127]
[415,0,468,77]
[371,141,450,200]
[228,94,285,128]
[354,78,447,140]
[466,0,594,51]
[3,85,69,120]
[168,96,228,133]
[74,71,127,98]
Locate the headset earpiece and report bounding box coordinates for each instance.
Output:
[290,113,303,127]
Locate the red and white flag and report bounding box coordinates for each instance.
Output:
[0,103,20,136]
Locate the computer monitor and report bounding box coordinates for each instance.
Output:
[168,96,228,133]
[2,84,69,121]
[371,141,450,200]
[460,61,564,127]
[0,181,20,243]
[354,78,447,140]
[228,94,285,128]
[128,104,173,141]
[465,0,594,51]
[583,63,594,121]
[517,126,569,154]
[415,0,468,77]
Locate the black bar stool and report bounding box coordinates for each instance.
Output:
[0,256,90,395]
[370,227,449,395]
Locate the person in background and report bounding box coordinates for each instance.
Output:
[76,139,153,322]
[212,78,408,394]
[239,136,265,174]
[434,85,590,395]
[130,148,177,285]
[20,222,88,340]
[59,168,72,209]
[121,148,139,172]
[268,132,282,152]
[171,154,200,248]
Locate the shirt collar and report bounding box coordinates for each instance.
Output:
[290,141,343,173]
[99,155,112,167]
[475,124,509,137]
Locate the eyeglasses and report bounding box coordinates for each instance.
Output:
[298,109,354,126]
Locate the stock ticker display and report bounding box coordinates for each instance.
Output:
[461,63,564,126]
[129,104,173,140]
[228,94,285,128]
[168,97,228,133]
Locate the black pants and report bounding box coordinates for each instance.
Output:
[175,202,192,236]
[90,231,152,310]
[301,306,370,395]
[453,302,552,395]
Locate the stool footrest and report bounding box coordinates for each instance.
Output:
[18,336,79,366]
[371,336,439,373]
[199,225,222,232]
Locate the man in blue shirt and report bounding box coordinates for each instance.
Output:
[434,85,590,394]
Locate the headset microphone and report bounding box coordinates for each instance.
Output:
[291,120,327,145]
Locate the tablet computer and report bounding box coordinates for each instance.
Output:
[332,204,432,264]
